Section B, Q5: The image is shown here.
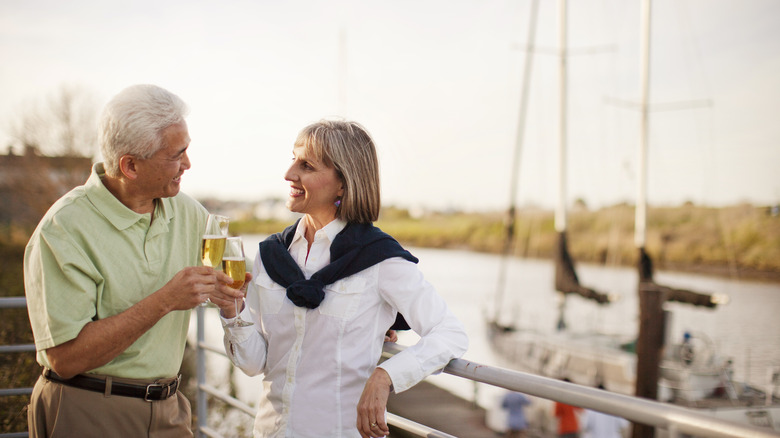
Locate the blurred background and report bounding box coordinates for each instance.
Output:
[2,0,778,214]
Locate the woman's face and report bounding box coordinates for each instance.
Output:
[284,144,343,224]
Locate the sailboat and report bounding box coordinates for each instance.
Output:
[486,0,780,433]
[489,0,611,335]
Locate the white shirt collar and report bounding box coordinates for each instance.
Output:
[292,218,347,246]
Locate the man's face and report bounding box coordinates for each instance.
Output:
[135,121,191,200]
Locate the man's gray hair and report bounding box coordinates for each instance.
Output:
[98,84,188,176]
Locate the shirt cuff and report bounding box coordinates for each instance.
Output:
[220,310,256,342]
[378,353,425,394]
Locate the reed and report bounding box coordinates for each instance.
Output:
[227,203,780,281]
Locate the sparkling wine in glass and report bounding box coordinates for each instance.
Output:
[201,214,229,268]
[200,214,229,306]
[223,236,252,327]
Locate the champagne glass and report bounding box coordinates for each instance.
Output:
[201,214,229,306]
[223,236,252,327]
[202,214,229,268]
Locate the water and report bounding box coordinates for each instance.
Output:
[192,235,780,414]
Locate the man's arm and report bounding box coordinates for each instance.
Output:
[46,266,227,378]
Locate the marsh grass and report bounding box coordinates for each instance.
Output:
[227,203,779,280]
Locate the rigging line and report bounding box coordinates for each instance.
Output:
[673,0,717,208]
[493,0,540,326]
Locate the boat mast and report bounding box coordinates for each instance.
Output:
[493,0,540,327]
[636,0,651,255]
[556,0,568,234]
[553,0,611,332]
[632,4,720,436]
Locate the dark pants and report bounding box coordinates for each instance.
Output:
[28,374,193,438]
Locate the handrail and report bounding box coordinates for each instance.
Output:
[195,308,778,438]
[4,297,776,438]
[0,297,33,438]
[384,343,779,438]
[193,305,459,438]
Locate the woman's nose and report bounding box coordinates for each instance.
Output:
[284,164,296,181]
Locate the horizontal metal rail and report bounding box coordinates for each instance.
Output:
[386,413,458,438]
[0,296,31,438]
[0,297,28,308]
[0,344,36,354]
[383,343,779,438]
[194,306,460,438]
[6,297,776,438]
[198,382,255,416]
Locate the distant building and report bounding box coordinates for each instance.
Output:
[0,146,92,227]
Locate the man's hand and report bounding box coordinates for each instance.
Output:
[159,266,222,311]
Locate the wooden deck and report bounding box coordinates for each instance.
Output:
[387,380,497,437]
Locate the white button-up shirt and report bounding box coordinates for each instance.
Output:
[222,219,468,438]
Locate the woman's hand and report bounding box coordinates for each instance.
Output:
[210,271,252,319]
[356,368,392,438]
[384,330,398,343]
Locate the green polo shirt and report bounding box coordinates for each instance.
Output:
[24,162,208,379]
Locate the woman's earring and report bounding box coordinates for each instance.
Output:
[334,199,342,207]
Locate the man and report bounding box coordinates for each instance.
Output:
[554,379,582,438]
[502,391,531,438]
[24,84,236,437]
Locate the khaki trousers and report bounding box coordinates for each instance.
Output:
[28,374,193,438]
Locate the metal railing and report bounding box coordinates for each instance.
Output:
[193,305,779,438]
[0,297,35,438]
[3,298,777,437]
[193,305,457,438]
[386,342,780,438]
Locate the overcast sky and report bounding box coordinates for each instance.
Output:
[1,0,778,211]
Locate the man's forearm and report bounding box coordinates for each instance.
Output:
[45,291,171,378]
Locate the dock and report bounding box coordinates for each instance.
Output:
[387,380,496,437]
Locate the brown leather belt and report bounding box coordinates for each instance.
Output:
[43,369,180,401]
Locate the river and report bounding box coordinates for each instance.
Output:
[190,234,780,422]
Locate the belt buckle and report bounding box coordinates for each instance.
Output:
[144,376,180,402]
[144,382,165,402]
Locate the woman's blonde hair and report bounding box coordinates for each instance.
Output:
[294,119,380,224]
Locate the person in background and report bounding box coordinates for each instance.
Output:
[24,84,235,437]
[210,119,468,438]
[554,378,582,438]
[581,385,630,438]
[502,391,531,438]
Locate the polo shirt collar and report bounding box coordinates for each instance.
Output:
[85,162,174,231]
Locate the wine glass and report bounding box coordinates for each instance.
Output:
[202,214,229,268]
[222,236,252,327]
[201,214,229,306]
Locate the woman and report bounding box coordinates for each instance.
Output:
[213,119,468,438]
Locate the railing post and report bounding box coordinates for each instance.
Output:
[196,305,207,437]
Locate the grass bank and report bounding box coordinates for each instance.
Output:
[234,203,780,282]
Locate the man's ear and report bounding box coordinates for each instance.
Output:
[118,155,139,180]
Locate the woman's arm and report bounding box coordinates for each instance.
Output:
[375,258,469,392]
[357,257,468,437]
